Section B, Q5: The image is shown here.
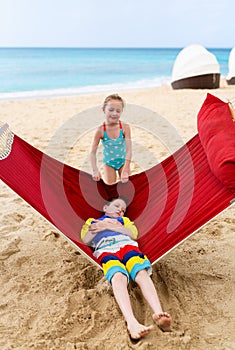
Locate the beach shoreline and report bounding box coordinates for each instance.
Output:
[0,75,229,103]
[1,85,235,350]
[0,80,172,103]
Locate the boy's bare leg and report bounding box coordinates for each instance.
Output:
[111,272,154,339]
[135,270,172,332]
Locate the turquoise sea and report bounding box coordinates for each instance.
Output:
[0,47,231,100]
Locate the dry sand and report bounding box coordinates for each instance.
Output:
[0,85,235,350]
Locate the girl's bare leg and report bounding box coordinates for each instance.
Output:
[103,165,117,185]
[135,270,172,332]
[111,272,154,340]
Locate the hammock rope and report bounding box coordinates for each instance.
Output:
[0,122,14,160]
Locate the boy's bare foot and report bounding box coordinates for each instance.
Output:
[153,312,172,332]
[127,321,154,340]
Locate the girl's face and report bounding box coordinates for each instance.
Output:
[103,199,126,217]
[103,100,123,124]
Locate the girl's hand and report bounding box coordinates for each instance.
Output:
[92,170,101,181]
[121,172,129,183]
[228,101,235,122]
[120,167,130,183]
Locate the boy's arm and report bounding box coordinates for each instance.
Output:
[81,218,115,245]
[122,217,138,240]
[81,218,96,245]
[81,217,138,244]
[91,217,138,239]
[90,217,138,239]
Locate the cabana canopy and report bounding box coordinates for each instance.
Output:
[171,45,220,89]
[227,47,235,85]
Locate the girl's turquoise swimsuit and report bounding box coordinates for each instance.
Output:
[101,121,126,170]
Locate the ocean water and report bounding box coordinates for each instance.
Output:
[0,47,231,100]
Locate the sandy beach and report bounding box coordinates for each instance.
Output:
[1,85,235,350]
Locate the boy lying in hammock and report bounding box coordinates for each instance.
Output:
[81,197,172,341]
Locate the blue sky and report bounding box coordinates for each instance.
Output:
[0,0,234,48]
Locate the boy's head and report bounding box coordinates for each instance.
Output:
[103,197,127,218]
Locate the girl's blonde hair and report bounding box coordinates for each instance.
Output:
[103,94,125,109]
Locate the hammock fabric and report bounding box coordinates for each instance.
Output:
[0,94,235,268]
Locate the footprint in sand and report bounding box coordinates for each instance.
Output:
[0,236,21,260]
[1,213,26,234]
[1,212,26,226]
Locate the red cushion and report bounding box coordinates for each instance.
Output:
[198,93,235,191]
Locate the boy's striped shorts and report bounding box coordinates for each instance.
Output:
[97,244,152,284]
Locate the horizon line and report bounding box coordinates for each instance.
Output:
[0,46,233,50]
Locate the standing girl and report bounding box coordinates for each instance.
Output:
[90,94,132,185]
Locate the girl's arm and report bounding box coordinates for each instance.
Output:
[90,127,102,181]
[228,101,235,122]
[121,123,132,183]
[124,123,132,162]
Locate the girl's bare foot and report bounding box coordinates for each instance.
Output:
[127,321,154,340]
[153,312,172,332]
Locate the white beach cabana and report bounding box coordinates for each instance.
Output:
[227,47,235,85]
[171,45,220,89]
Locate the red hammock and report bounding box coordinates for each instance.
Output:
[0,94,235,267]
